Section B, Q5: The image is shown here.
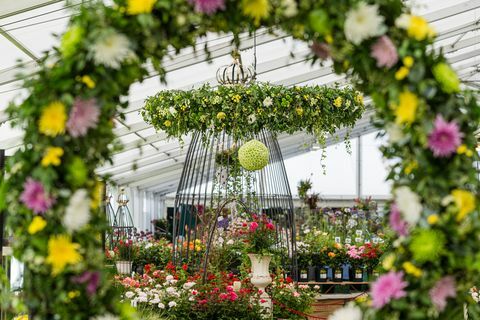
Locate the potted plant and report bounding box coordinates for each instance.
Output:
[327,242,344,282]
[346,244,366,282]
[114,239,136,275]
[243,214,276,311]
[296,242,310,282]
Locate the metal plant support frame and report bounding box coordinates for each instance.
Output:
[171,130,297,279]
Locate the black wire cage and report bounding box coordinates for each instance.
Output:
[171,130,297,277]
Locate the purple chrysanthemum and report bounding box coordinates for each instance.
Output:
[371,271,408,309]
[20,178,54,214]
[428,115,463,157]
[67,98,100,138]
[72,271,100,296]
[429,276,456,312]
[389,203,409,236]
[190,0,225,14]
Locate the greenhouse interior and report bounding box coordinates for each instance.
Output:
[1,0,480,319]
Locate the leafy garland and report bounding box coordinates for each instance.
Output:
[0,0,478,318]
[142,83,364,142]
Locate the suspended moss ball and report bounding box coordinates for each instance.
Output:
[238,139,269,171]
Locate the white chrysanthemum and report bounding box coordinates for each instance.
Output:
[248,114,257,124]
[168,301,177,308]
[125,291,135,299]
[91,31,133,69]
[226,239,234,245]
[394,186,422,225]
[282,0,297,17]
[386,123,403,143]
[395,13,411,29]
[344,3,386,45]
[158,302,165,309]
[63,189,91,232]
[183,282,196,290]
[329,303,362,320]
[263,96,273,107]
[169,107,177,115]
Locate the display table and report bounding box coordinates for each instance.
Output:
[301,281,370,294]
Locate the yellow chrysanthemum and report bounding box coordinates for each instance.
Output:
[41,147,64,167]
[80,75,96,89]
[403,261,422,277]
[13,315,28,320]
[394,90,418,125]
[126,0,156,15]
[46,234,82,276]
[333,96,343,108]
[68,290,80,299]
[296,107,303,116]
[164,120,172,127]
[242,0,270,25]
[39,102,67,137]
[91,180,104,210]
[403,56,414,68]
[28,216,47,235]
[395,66,410,81]
[354,93,364,105]
[427,214,439,225]
[451,189,476,221]
[407,16,435,41]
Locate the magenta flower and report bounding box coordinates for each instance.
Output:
[72,271,100,296]
[429,276,456,312]
[190,0,225,14]
[249,222,259,232]
[370,35,398,68]
[428,115,463,157]
[266,222,275,230]
[67,98,100,138]
[20,178,54,214]
[389,203,409,236]
[371,271,408,309]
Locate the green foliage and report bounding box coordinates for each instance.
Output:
[142,83,364,143]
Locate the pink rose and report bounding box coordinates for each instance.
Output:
[249,222,259,232]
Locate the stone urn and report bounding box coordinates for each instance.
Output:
[248,254,273,318]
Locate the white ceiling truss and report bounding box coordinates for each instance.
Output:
[0,0,479,194]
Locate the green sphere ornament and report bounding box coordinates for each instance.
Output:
[238,139,270,171]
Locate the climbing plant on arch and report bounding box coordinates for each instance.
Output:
[0,0,479,318]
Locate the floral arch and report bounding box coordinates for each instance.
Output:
[1,0,479,319]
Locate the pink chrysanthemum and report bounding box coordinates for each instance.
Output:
[429,276,456,312]
[67,98,100,138]
[370,35,398,68]
[190,0,225,14]
[428,115,463,157]
[389,203,409,236]
[20,178,54,214]
[371,271,408,309]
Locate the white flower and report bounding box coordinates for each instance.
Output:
[158,302,165,309]
[150,297,160,304]
[169,107,177,115]
[226,239,234,245]
[386,123,403,144]
[263,96,273,107]
[329,303,362,320]
[394,186,423,225]
[395,13,411,29]
[313,285,320,290]
[344,3,386,45]
[63,189,91,232]
[217,216,224,222]
[248,114,257,124]
[91,31,133,69]
[165,275,174,281]
[217,237,224,244]
[282,0,297,17]
[166,287,177,295]
[168,301,177,308]
[183,282,196,290]
[125,291,135,299]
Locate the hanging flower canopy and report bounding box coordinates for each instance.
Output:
[142,83,364,142]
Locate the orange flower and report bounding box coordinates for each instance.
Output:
[334,243,342,249]
[328,252,336,258]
